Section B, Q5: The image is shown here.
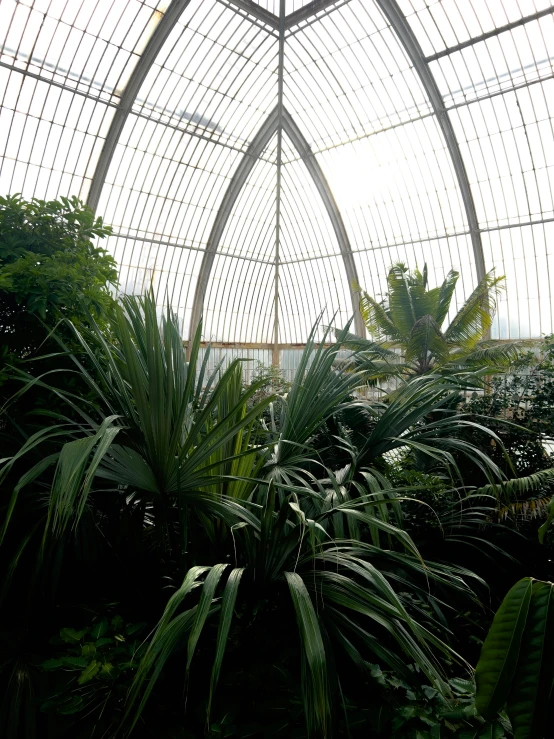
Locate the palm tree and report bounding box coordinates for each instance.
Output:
[343,263,529,378]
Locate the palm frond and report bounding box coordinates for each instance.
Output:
[474,467,554,502]
[435,269,459,327]
[285,571,331,737]
[358,288,404,342]
[444,270,505,351]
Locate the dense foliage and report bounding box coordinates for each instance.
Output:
[0,194,116,388]
[1,206,554,739]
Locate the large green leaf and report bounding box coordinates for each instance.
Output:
[475,578,533,719]
[207,567,244,719]
[285,571,330,737]
[508,581,554,739]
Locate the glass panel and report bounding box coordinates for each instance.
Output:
[278,256,352,343]
[134,0,278,150]
[431,16,554,106]
[482,222,554,339]
[201,132,276,344]
[450,80,554,228]
[0,0,163,201]
[203,256,276,343]
[317,115,467,252]
[98,114,242,247]
[197,347,274,385]
[217,135,278,262]
[0,0,163,103]
[110,233,203,340]
[399,1,553,57]
[0,66,115,200]
[280,132,343,261]
[285,0,431,152]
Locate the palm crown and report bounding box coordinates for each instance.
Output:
[350,263,524,377]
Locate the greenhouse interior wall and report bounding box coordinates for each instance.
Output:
[1,0,554,368]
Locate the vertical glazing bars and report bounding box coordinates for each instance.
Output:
[282,111,365,336]
[188,107,279,347]
[273,0,286,365]
[374,0,486,282]
[86,0,193,213]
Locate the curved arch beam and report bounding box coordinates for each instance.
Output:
[374,0,486,282]
[86,0,193,213]
[281,109,365,336]
[188,106,280,340]
[189,106,366,341]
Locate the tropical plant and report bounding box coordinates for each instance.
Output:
[0,193,118,479]
[341,263,528,379]
[0,293,272,568]
[39,615,146,735]
[0,194,116,321]
[475,577,554,739]
[1,291,541,738]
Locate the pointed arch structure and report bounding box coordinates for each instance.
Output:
[2,0,554,354]
[188,105,365,342]
[86,0,194,213]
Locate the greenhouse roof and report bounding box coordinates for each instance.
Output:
[1,0,554,357]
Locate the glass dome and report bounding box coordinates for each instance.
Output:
[1,0,553,368]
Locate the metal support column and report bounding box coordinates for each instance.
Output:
[273,0,287,366]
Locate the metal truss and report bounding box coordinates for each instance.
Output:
[426,5,554,63]
[223,0,354,31]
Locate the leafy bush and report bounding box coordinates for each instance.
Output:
[0,194,116,390]
[40,616,145,731]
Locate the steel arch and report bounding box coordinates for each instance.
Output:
[86,0,193,213]
[374,0,486,282]
[188,104,366,343]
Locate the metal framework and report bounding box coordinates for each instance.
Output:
[1,0,554,350]
[188,101,366,347]
[374,0,485,282]
[425,5,554,63]
[86,0,193,213]
[224,0,352,29]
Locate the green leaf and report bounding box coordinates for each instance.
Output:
[58,695,85,715]
[61,656,88,668]
[59,627,86,643]
[111,615,124,630]
[77,659,101,684]
[41,659,63,670]
[208,567,244,719]
[187,564,228,672]
[81,642,96,658]
[100,662,115,677]
[538,497,554,544]
[475,578,533,719]
[507,581,554,739]
[90,618,108,639]
[285,571,330,737]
